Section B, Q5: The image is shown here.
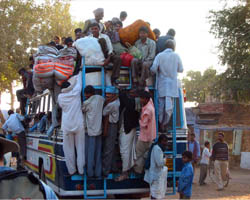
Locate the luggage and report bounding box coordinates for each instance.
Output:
[54,63,74,85]
[74,37,105,66]
[119,20,156,45]
[126,42,143,59]
[0,170,46,199]
[112,42,128,55]
[120,52,134,67]
[34,63,54,78]
[33,73,53,92]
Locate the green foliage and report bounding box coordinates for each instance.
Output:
[208,1,250,102]
[0,0,77,94]
[182,68,220,103]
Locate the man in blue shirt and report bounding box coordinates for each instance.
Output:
[178,151,194,199]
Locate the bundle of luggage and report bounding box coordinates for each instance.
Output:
[33,45,77,92]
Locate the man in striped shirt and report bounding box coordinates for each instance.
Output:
[211,132,229,191]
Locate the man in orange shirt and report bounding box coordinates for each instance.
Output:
[134,91,156,174]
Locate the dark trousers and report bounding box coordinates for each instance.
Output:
[16,89,27,115]
[199,163,208,185]
[98,38,121,81]
[102,123,118,176]
[17,131,27,169]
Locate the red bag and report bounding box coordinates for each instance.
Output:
[120,52,134,67]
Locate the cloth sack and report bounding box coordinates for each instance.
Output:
[74,37,105,65]
[126,42,142,59]
[33,73,54,92]
[120,52,134,67]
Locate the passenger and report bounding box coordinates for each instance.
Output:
[58,73,85,176]
[62,37,66,45]
[38,111,52,133]
[0,137,58,199]
[89,23,121,87]
[115,89,140,181]
[106,21,121,44]
[178,151,194,199]
[199,141,211,186]
[74,28,83,41]
[144,134,168,199]
[112,11,127,26]
[83,8,105,35]
[156,28,176,54]
[54,36,64,50]
[29,114,40,132]
[2,110,26,169]
[151,39,183,132]
[82,85,105,178]
[131,26,156,87]
[29,55,34,70]
[188,132,200,179]
[16,68,34,115]
[153,28,161,41]
[102,87,120,177]
[134,91,156,174]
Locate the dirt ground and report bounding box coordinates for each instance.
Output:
[167,167,250,199]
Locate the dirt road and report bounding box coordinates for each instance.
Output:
[167,167,250,199]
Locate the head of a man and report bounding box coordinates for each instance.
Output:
[139,26,149,42]
[114,21,123,32]
[120,11,127,22]
[65,37,73,47]
[158,134,168,151]
[18,68,26,76]
[218,132,224,142]
[182,150,193,164]
[139,90,151,107]
[105,88,118,100]
[167,28,176,37]
[204,141,210,149]
[54,36,61,44]
[93,8,104,21]
[74,28,83,41]
[90,23,100,38]
[8,110,14,116]
[166,39,176,51]
[84,85,95,99]
[153,28,161,40]
[190,133,196,142]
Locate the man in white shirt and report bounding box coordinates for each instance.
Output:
[199,141,211,186]
[150,39,183,132]
[89,23,122,87]
[2,110,26,169]
[82,85,105,178]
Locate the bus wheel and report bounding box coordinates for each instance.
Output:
[40,163,47,183]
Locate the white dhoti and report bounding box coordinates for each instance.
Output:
[63,129,85,175]
[119,128,137,172]
[158,96,174,126]
[150,166,168,199]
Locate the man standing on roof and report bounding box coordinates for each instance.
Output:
[83,8,105,35]
[151,39,183,132]
[156,28,176,54]
[134,91,156,174]
[58,73,85,176]
[89,23,122,87]
[131,26,156,87]
[2,110,26,169]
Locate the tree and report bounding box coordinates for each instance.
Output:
[182,68,220,103]
[0,0,77,108]
[208,0,250,102]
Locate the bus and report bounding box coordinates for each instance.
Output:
[24,61,188,198]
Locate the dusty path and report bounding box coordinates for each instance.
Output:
[166,167,250,199]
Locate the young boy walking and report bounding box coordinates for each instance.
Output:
[178,151,194,199]
[199,141,211,185]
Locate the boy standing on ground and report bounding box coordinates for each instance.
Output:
[82,85,105,178]
[178,151,194,199]
[199,141,211,186]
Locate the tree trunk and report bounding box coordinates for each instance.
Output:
[8,83,15,110]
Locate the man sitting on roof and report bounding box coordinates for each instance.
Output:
[89,23,122,87]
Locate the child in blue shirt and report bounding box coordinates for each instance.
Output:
[178,151,194,199]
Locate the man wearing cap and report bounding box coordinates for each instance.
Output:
[151,39,183,132]
[83,8,105,35]
[211,132,229,191]
[2,110,26,169]
[102,87,120,177]
[0,136,58,199]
